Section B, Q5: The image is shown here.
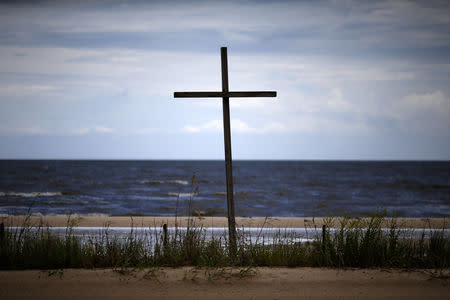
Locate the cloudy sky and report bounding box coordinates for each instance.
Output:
[1,0,449,159]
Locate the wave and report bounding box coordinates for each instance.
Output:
[168,192,198,198]
[81,213,111,217]
[49,213,111,217]
[213,192,240,197]
[0,213,112,217]
[140,179,189,186]
[213,192,227,196]
[0,192,62,197]
[42,200,88,205]
[140,180,164,185]
[61,190,83,196]
[169,180,189,185]
[95,200,110,205]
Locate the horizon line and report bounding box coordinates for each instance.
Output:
[1,158,449,162]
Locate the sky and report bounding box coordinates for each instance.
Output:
[0,0,449,160]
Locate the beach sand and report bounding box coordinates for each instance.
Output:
[0,267,448,299]
[2,215,449,229]
[1,216,449,298]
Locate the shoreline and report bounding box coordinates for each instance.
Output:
[1,215,448,229]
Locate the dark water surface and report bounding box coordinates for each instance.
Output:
[0,160,448,217]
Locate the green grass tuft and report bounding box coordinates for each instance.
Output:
[0,212,448,270]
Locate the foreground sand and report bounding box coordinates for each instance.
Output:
[2,215,449,229]
[0,267,448,299]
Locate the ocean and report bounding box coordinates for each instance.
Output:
[0,160,448,218]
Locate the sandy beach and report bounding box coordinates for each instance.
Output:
[2,215,448,229]
[1,216,449,298]
[0,267,448,299]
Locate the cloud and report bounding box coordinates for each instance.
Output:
[72,126,116,135]
[0,126,117,136]
[133,128,160,134]
[0,125,47,135]
[325,88,356,113]
[183,120,221,133]
[290,115,371,135]
[0,84,60,97]
[392,90,449,119]
[1,0,450,60]
[182,119,287,134]
[388,90,450,132]
[0,0,449,159]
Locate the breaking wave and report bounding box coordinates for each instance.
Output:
[140,179,189,186]
[168,192,199,198]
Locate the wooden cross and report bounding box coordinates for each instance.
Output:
[173,47,276,254]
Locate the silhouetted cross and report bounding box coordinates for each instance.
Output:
[173,47,277,255]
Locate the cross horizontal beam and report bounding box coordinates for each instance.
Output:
[174,91,276,98]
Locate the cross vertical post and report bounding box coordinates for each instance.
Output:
[220,47,237,255]
[173,47,276,258]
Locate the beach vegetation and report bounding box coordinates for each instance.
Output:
[0,212,448,270]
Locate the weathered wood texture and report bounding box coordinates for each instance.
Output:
[174,91,276,98]
[173,46,277,258]
[220,47,237,257]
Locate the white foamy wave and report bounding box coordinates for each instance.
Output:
[168,192,198,198]
[80,213,111,217]
[46,213,111,217]
[12,213,112,217]
[0,192,62,197]
[140,179,189,186]
[168,180,189,186]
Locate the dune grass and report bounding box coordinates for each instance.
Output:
[0,213,448,270]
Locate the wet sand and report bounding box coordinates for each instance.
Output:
[2,215,448,229]
[0,267,448,299]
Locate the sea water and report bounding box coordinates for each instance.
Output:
[0,160,449,217]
